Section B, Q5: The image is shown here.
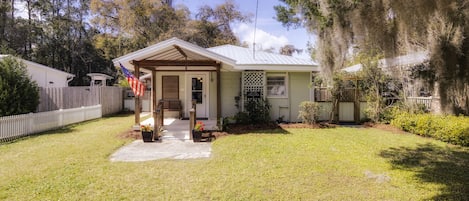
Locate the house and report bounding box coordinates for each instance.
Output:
[113,37,319,124]
[343,51,430,97]
[0,55,74,87]
[87,73,113,87]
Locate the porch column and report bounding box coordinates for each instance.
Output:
[134,63,141,126]
[152,70,158,134]
[216,63,221,126]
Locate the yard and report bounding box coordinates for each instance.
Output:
[0,114,468,200]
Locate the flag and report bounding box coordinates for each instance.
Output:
[120,63,145,97]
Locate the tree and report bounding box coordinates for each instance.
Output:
[0,56,39,116]
[279,44,302,56]
[185,0,251,47]
[275,0,469,115]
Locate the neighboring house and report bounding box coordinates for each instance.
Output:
[0,55,74,87]
[113,37,319,122]
[87,73,113,87]
[343,51,430,97]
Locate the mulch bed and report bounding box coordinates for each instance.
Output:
[117,122,359,140]
[363,122,408,134]
[118,130,142,139]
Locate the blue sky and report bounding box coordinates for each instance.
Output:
[174,0,315,59]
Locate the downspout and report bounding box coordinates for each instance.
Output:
[66,75,74,86]
[288,72,291,122]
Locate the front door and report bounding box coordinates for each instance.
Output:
[188,73,208,118]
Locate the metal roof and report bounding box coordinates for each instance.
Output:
[113,38,319,72]
[207,45,318,69]
[343,51,429,73]
[0,54,75,77]
[112,38,236,72]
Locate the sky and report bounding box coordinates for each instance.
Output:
[174,0,315,60]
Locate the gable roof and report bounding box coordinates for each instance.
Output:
[0,55,74,77]
[208,44,319,71]
[112,37,236,72]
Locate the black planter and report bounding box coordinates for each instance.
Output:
[141,131,154,142]
[192,130,202,142]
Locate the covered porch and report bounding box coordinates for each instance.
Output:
[113,38,236,135]
[140,117,218,141]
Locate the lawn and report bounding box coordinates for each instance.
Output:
[1,114,468,200]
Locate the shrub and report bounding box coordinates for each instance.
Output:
[0,56,39,116]
[298,101,320,124]
[391,112,469,146]
[234,98,271,124]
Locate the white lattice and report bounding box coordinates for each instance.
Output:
[243,71,265,86]
[241,71,265,110]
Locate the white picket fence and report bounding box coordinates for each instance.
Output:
[0,105,102,142]
[407,96,432,110]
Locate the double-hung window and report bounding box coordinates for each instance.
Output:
[267,73,287,98]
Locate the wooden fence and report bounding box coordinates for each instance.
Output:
[37,86,123,116]
[0,105,102,142]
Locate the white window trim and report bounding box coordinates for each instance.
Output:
[266,72,288,98]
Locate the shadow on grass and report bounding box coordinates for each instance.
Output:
[1,126,77,145]
[380,143,469,200]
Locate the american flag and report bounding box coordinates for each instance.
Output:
[120,63,145,97]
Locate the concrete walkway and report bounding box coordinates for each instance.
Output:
[109,118,217,162]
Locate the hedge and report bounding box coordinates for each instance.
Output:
[391,112,469,146]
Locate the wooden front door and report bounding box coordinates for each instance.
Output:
[161,76,180,111]
[162,76,179,100]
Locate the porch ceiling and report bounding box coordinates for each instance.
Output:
[145,45,211,61]
[112,37,236,73]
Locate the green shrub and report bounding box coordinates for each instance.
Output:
[234,98,271,124]
[0,56,39,116]
[391,112,469,146]
[298,101,321,124]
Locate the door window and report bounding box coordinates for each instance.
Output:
[192,77,203,104]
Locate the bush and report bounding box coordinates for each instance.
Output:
[391,112,469,146]
[0,56,39,116]
[234,98,271,124]
[298,101,320,124]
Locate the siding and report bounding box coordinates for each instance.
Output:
[220,72,241,118]
[289,72,311,122]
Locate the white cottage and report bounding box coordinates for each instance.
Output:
[113,38,319,124]
[0,55,74,87]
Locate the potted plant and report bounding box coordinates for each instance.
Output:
[192,121,205,142]
[140,124,154,142]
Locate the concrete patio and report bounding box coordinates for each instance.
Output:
[110,118,218,162]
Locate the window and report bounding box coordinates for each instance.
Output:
[267,73,287,97]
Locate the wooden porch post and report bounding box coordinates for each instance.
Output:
[134,63,141,126]
[354,78,360,124]
[216,63,221,126]
[152,70,158,138]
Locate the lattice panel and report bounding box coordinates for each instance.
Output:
[242,71,265,110]
[243,71,265,86]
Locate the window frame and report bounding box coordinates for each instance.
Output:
[266,73,288,98]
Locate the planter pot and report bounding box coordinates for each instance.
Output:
[141,131,154,142]
[192,130,202,142]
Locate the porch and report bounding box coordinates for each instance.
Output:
[141,117,218,141]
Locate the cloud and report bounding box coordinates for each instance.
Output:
[233,23,289,51]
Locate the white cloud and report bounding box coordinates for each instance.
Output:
[233,23,289,52]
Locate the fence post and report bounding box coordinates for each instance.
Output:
[28,112,34,134]
[189,108,195,140]
[58,109,63,126]
[192,99,197,125]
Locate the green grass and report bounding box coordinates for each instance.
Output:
[1,115,468,200]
